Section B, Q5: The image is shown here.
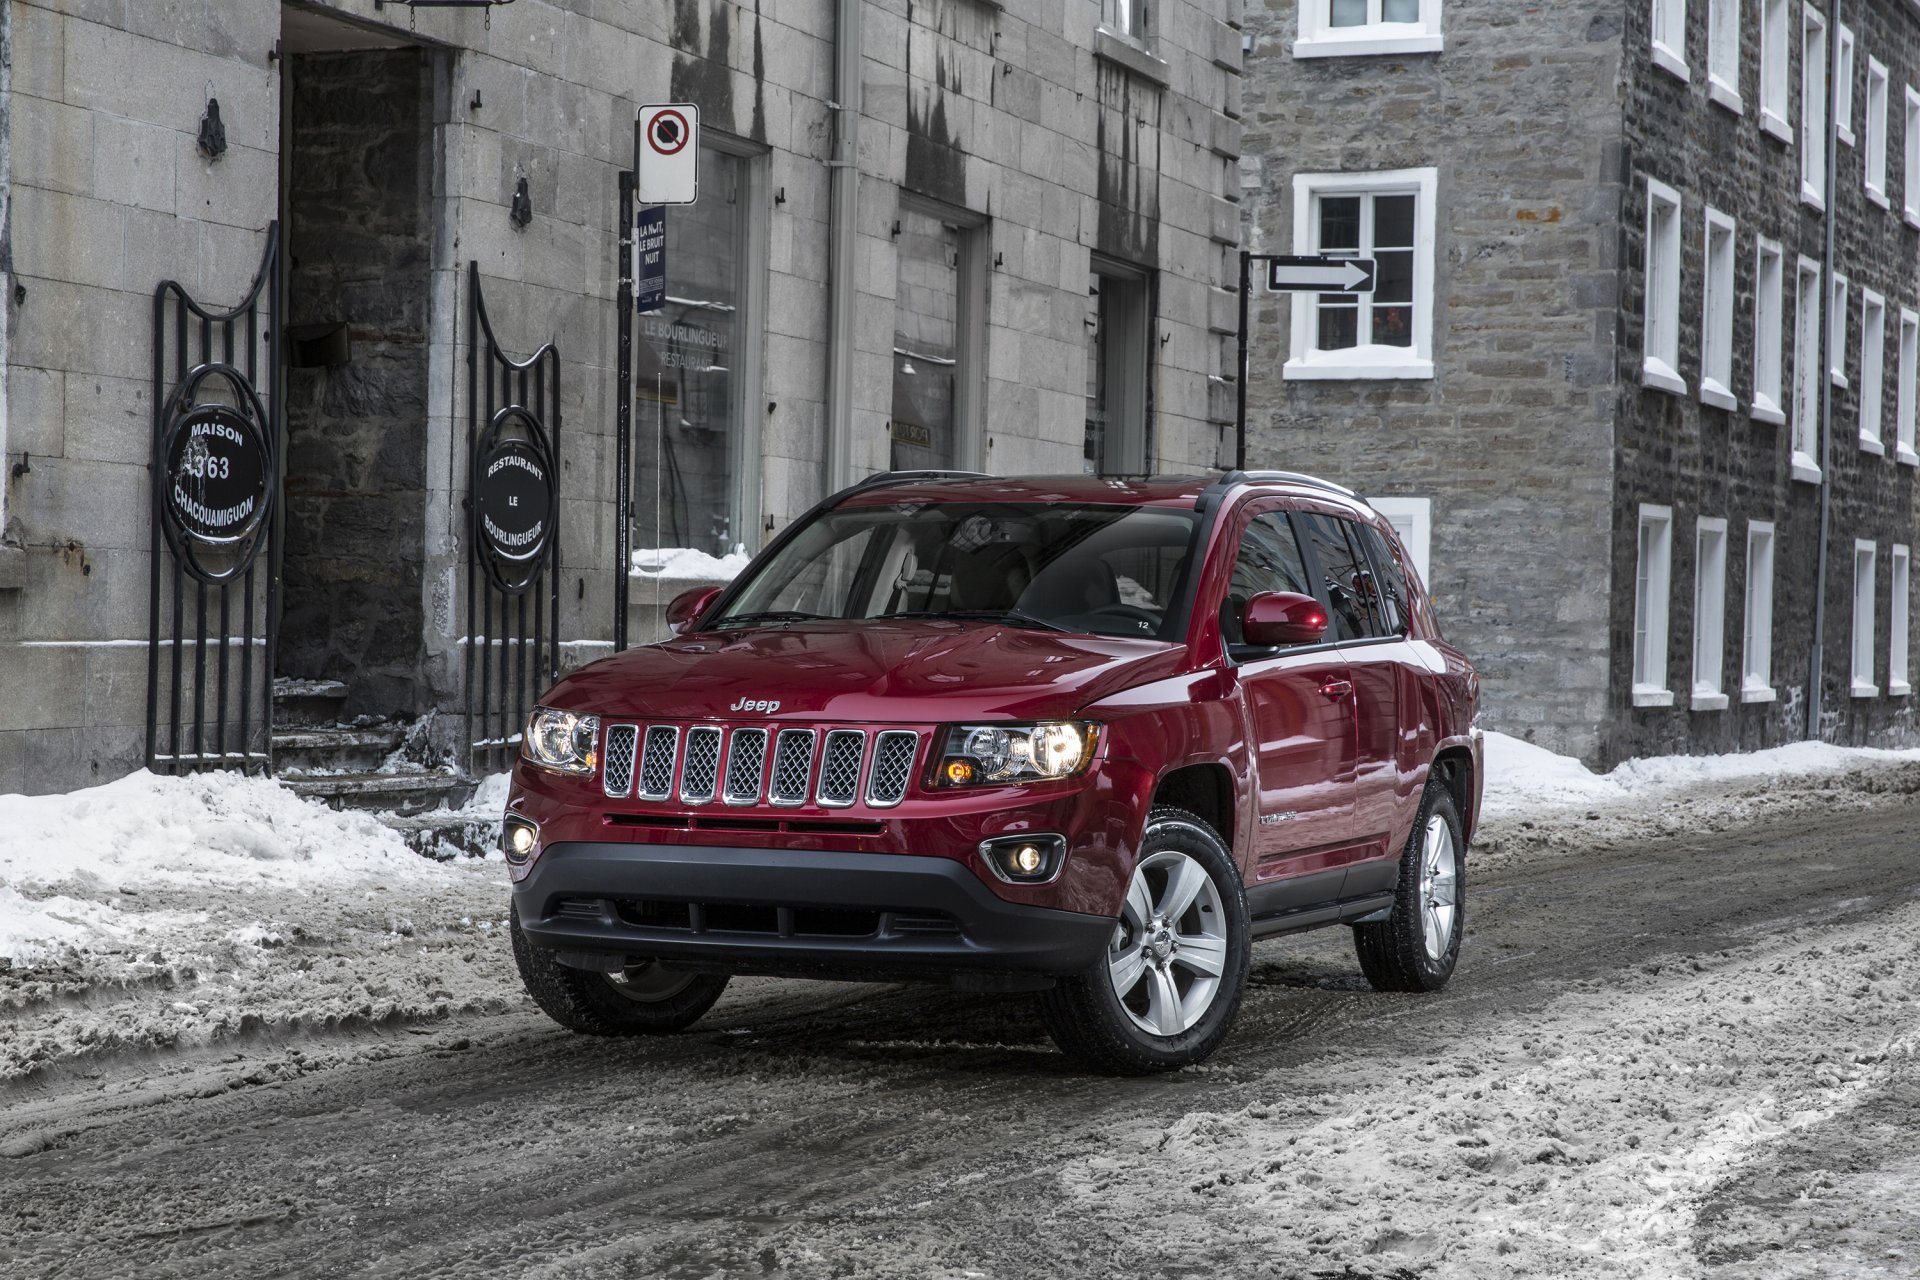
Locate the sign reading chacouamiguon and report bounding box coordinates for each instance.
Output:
[164,406,270,544]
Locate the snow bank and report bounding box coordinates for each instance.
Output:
[629,545,752,581]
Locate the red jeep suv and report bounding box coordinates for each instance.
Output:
[504,471,1481,1073]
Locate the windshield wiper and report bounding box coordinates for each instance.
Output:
[712,610,828,628]
[877,609,1074,633]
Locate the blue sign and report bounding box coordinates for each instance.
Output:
[635,206,667,313]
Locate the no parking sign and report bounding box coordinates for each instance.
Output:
[637,103,699,205]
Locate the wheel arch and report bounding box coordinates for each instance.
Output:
[1149,762,1236,854]
[1429,744,1477,845]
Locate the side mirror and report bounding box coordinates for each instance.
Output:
[666,586,724,635]
[1242,591,1327,647]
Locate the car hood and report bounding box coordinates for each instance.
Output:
[546,621,1190,724]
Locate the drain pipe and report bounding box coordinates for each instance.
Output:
[1808,0,1842,741]
[823,0,862,496]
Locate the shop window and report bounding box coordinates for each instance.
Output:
[891,201,987,472]
[1085,256,1152,476]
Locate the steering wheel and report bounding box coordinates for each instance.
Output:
[1085,603,1163,631]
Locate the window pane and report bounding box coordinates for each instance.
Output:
[1374,248,1414,303]
[1374,195,1415,248]
[1318,196,1361,251]
[891,208,960,471]
[1370,303,1415,347]
[1318,300,1359,350]
[1382,0,1419,19]
[1083,274,1105,475]
[1330,0,1368,27]
[1296,513,1384,640]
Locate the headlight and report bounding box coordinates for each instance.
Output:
[522,706,600,776]
[936,722,1099,786]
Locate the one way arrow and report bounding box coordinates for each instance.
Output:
[1264,256,1377,293]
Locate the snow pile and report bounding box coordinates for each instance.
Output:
[630,545,752,581]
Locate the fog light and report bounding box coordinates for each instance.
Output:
[503,816,539,864]
[980,833,1067,885]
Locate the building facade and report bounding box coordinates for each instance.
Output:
[0,0,1247,796]
[1239,0,1920,765]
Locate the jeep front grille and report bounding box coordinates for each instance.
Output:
[723,728,770,805]
[603,724,639,798]
[637,726,679,801]
[679,726,722,804]
[865,731,919,808]
[599,722,919,812]
[816,730,867,807]
[768,729,817,806]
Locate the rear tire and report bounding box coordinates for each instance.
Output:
[1353,780,1465,992]
[1039,807,1251,1075]
[511,905,729,1035]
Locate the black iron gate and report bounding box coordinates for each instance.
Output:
[465,262,563,773]
[146,226,283,775]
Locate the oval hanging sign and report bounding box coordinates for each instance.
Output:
[163,405,270,545]
[476,437,554,563]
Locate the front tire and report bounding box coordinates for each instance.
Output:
[511,906,730,1035]
[1039,807,1251,1075]
[1353,779,1465,992]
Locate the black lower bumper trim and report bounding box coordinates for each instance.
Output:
[513,841,1115,979]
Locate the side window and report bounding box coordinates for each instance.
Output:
[1295,513,1388,641]
[1222,512,1314,647]
[1356,523,1410,635]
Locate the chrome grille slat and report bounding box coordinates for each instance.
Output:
[603,724,639,798]
[865,730,918,808]
[768,729,817,806]
[815,730,867,808]
[723,728,770,805]
[680,726,723,804]
[637,726,679,801]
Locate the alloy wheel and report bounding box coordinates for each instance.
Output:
[1419,814,1459,962]
[1108,849,1229,1037]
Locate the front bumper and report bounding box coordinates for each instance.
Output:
[512,841,1116,985]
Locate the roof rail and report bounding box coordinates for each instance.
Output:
[847,469,993,492]
[1208,469,1360,499]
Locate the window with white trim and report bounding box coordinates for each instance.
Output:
[1285,168,1436,381]
[1831,273,1849,386]
[1295,0,1443,58]
[1899,308,1919,465]
[1836,25,1856,145]
[1701,209,1737,410]
[1102,0,1146,40]
[1368,496,1432,586]
[1693,518,1729,710]
[1761,0,1792,141]
[1803,6,1829,207]
[1892,544,1912,696]
[1861,290,1886,454]
[1635,505,1675,706]
[1753,238,1786,423]
[1853,539,1878,696]
[1709,0,1742,110]
[1742,521,1776,701]
[1652,0,1689,80]
[1866,58,1889,205]
[1643,178,1685,394]
[1793,256,1823,482]
[1906,88,1920,226]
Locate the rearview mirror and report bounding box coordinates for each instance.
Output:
[1242,591,1327,647]
[666,586,724,635]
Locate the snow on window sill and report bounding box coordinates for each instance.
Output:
[1094,29,1171,87]
[1891,681,1914,697]
[1739,684,1777,703]
[1633,686,1675,708]
[1761,109,1793,144]
[1690,689,1730,711]
[1651,42,1689,83]
[1831,368,1849,389]
[1284,354,1434,382]
[1708,77,1744,114]
[1791,453,1824,485]
[1839,126,1857,148]
[1802,184,1827,213]
[1292,31,1444,59]
[1896,446,1920,466]
[1851,682,1880,699]
[1867,185,1890,210]
[1642,358,1687,396]
[1750,398,1787,426]
[1860,434,1886,456]
[1905,207,1920,230]
[1700,380,1738,412]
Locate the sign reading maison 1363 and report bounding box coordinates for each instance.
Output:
[476,438,554,563]
[164,405,270,544]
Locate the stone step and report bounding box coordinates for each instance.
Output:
[271,724,405,773]
[272,677,351,730]
[283,770,476,817]
[380,808,503,861]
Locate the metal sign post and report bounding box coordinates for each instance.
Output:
[1233,251,1379,470]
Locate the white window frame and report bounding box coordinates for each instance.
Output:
[1793,255,1823,483]
[1802,6,1829,209]
[1701,209,1738,410]
[1652,0,1690,81]
[1865,57,1889,206]
[1752,237,1787,424]
[1635,504,1676,706]
[1693,518,1730,710]
[1835,25,1856,145]
[1102,0,1147,41]
[1892,544,1912,696]
[1708,0,1743,111]
[1742,521,1777,702]
[1860,289,1886,454]
[1285,167,1437,382]
[1899,307,1919,465]
[1760,0,1793,141]
[1853,539,1879,697]
[1368,496,1432,586]
[1905,87,1920,227]
[1643,178,1686,395]
[1831,273,1849,387]
[1295,0,1444,59]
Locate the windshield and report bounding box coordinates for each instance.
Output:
[709,501,1200,641]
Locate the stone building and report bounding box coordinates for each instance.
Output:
[1238,0,1920,765]
[0,0,1247,797]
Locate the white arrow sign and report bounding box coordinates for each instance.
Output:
[1265,256,1377,293]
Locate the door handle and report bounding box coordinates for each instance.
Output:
[1319,679,1353,699]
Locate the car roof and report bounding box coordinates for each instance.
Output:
[833,470,1372,515]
